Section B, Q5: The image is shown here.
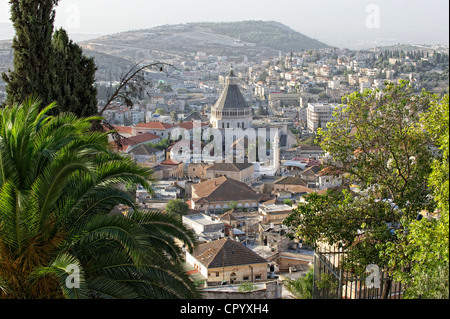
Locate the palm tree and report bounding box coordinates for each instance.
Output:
[0,98,200,299]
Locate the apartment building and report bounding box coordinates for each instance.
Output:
[307,103,339,133]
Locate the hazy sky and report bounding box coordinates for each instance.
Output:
[1,0,449,47]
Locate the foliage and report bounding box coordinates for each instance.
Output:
[193,21,328,52]
[227,201,239,212]
[165,199,190,219]
[283,199,292,206]
[1,0,60,108]
[152,137,172,151]
[155,108,166,115]
[50,28,98,117]
[238,282,258,292]
[384,92,449,298]
[284,81,441,296]
[0,99,200,299]
[315,273,338,291]
[2,2,98,118]
[284,267,314,299]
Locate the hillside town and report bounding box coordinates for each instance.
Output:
[95,45,448,299]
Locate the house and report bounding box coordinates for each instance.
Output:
[185,238,268,286]
[258,203,293,225]
[183,111,208,123]
[299,165,321,189]
[112,125,134,139]
[272,176,313,199]
[296,145,324,160]
[218,210,241,238]
[190,176,259,212]
[175,121,209,136]
[188,163,213,179]
[218,210,239,228]
[133,121,175,139]
[318,166,343,190]
[152,159,184,180]
[206,162,255,185]
[111,132,161,153]
[127,144,165,167]
[182,214,225,242]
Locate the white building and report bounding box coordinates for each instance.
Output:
[210,69,253,130]
[307,103,339,133]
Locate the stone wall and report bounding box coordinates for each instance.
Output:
[200,281,283,299]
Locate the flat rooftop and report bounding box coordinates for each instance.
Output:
[259,204,293,213]
[184,214,223,226]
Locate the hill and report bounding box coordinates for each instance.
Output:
[191,21,328,52]
[79,21,329,65]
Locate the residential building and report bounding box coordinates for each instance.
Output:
[185,238,268,286]
[152,159,184,180]
[133,121,175,139]
[127,144,165,167]
[272,176,312,198]
[318,166,343,190]
[307,103,339,133]
[111,132,161,153]
[299,165,321,189]
[206,162,255,185]
[258,203,293,225]
[190,176,259,212]
[188,163,213,179]
[182,214,225,242]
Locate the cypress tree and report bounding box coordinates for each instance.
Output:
[1,0,60,107]
[51,28,98,117]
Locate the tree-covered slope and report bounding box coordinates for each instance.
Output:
[191,20,329,51]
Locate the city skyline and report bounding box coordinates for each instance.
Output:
[1,0,449,49]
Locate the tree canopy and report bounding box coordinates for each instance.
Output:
[284,81,449,298]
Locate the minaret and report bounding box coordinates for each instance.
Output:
[272,130,280,174]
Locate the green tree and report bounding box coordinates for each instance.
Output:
[384,93,449,298]
[155,108,166,115]
[2,0,60,108]
[0,98,200,299]
[165,199,190,221]
[50,28,98,117]
[283,199,293,206]
[284,81,438,298]
[284,267,314,299]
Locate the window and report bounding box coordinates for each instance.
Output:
[216,272,220,277]
[255,275,262,281]
[227,123,230,128]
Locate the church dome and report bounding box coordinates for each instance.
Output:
[210,68,253,130]
[213,69,248,110]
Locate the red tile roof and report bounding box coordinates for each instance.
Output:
[111,132,161,152]
[192,176,258,202]
[112,126,134,135]
[176,121,209,130]
[193,238,267,269]
[135,122,175,130]
[161,158,182,166]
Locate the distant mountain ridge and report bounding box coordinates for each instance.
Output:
[186,21,329,52]
[79,21,329,66]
